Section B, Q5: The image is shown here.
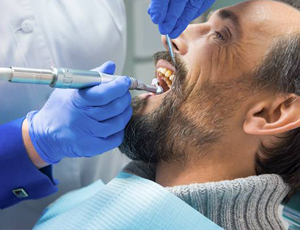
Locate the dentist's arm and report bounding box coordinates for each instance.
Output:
[0,61,132,209]
[0,117,58,209]
[148,0,216,38]
[22,119,47,168]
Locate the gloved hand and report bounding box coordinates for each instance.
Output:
[148,0,216,38]
[26,61,132,164]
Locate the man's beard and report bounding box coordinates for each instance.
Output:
[119,51,249,164]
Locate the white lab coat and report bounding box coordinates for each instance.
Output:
[0,0,131,229]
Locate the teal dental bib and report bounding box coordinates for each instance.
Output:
[34,172,223,230]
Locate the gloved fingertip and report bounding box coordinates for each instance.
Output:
[103,61,116,74]
[93,61,116,75]
[147,5,151,15]
[158,24,168,35]
[151,13,162,24]
[104,60,116,67]
[161,23,176,35]
[126,76,132,88]
[169,30,181,39]
[118,76,132,89]
[169,23,188,39]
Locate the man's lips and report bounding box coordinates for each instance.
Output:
[137,92,166,115]
[139,93,155,100]
[156,59,176,73]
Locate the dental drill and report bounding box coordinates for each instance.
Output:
[0,67,164,94]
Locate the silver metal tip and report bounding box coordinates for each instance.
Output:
[151,78,159,85]
[151,78,164,95]
[156,86,164,95]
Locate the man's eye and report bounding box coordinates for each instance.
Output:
[215,31,225,41]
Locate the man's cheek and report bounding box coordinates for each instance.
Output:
[208,46,244,82]
[186,54,213,87]
[189,44,218,82]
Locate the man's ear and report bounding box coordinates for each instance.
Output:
[244,95,300,135]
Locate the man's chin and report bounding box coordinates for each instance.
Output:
[118,84,185,163]
[118,94,171,163]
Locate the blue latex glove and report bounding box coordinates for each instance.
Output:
[148,0,216,38]
[26,61,132,164]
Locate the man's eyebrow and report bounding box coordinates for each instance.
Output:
[206,10,215,21]
[218,9,240,29]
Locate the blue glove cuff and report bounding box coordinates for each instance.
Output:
[26,111,61,165]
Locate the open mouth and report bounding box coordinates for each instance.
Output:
[136,58,177,113]
[155,59,176,93]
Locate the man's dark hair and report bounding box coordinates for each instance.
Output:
[277,0,300,9]
[253,0,300,201]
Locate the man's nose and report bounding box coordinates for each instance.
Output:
[161,31,188,56]
[161,24,210,56]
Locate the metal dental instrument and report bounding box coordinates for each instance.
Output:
[151,78,164,94]
[0,67,161,94]
[166,35,176,67]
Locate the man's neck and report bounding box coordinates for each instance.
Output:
[156,161,237,187]
[155,142,257,187]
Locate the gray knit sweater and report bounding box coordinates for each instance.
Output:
[123,161,290,230]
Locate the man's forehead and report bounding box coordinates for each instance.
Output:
[223,0,300,35]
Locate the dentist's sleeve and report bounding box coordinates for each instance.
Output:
[0,117,58,209]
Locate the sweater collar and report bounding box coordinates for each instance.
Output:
[123,161,290,230]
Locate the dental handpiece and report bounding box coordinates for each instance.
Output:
[0,67,163,94]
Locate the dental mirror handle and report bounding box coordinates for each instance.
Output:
[166,35,176,67]
[0,67,159,93]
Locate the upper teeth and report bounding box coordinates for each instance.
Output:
[157,67,175,88]
[165,70,172,77]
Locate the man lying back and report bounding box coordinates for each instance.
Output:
[120,0,300,229]
[35,1,300,229]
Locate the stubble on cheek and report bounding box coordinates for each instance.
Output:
[173,75,252,154]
